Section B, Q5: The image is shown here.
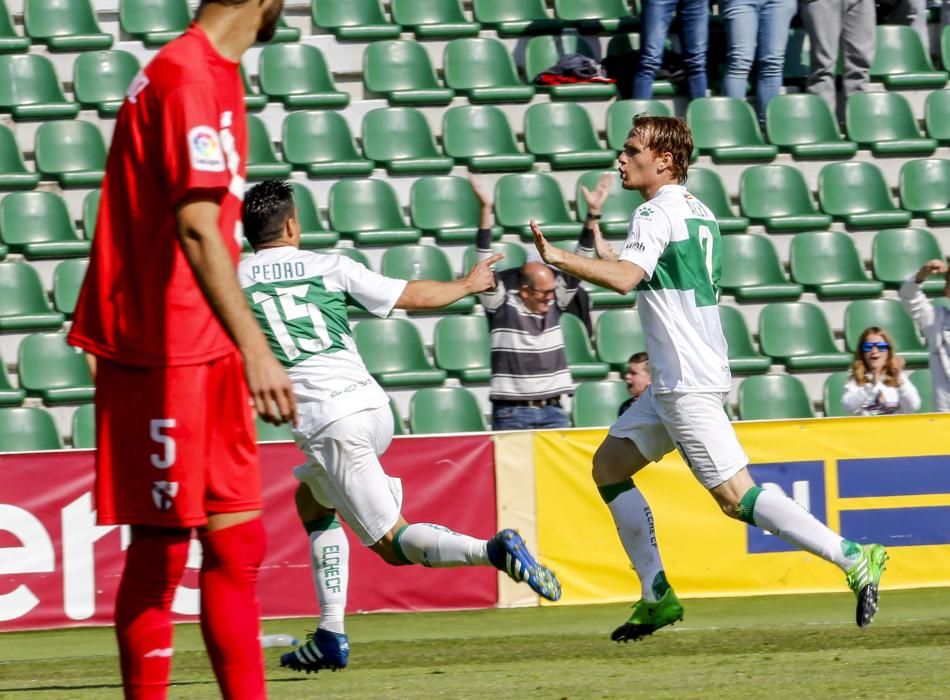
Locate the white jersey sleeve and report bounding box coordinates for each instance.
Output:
[337,256,408,318]
[618,204,672,281]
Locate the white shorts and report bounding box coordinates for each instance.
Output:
[292,405,403,546]
[609,386,748,489]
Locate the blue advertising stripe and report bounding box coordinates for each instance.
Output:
[840,506,950,547]
[837,455,950,498]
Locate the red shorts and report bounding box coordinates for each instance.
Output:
[94,352,261,527]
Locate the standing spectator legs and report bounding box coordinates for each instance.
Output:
[633,0,680,98]
[802,0,844,111]
[677,0,710,98]
[721,0,761,100]
[840,0,876,101]
[891,0,930,54]
[753,0,798,121]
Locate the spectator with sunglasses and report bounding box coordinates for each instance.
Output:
[900,258,950,412]
[841,326,920,415]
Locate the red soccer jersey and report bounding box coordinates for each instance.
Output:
[69,24,247,367]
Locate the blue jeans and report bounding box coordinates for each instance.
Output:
[491,404,570,431]
[632,0,709,99]
[721,0,797,122]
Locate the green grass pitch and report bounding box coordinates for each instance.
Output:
[1,588,948,699]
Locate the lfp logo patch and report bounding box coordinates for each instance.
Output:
[188,125,226,172]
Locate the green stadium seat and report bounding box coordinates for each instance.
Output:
[328,179,421,246]
[433,315,491,382]
[818,162,912,229]
[606,33,676,96]
[392,0,478,38]
[18,332,94,404]
[410,176,502,243]
[0,54,79,119]
[246,116,291,180]
[872,228,945,293]
[561,312,610,379]
[364,41,454,106]
[35,121,106,187]
[843,298,929,367]
[53,258,87,316]
[443,38,535,103]
[241,67,267,111]
[472,0,563,36]
[461,242,527,275]
[281,111,373,178]
[525,35,617,100]
[327,247,372,269]
[822,371,851,418]
[944,25,950,77]
[0,407,63,452]
[782,27,812,86]
[258,44,349,110]
[719,234,802,301]
[899,159,950,225]
[765,94,858,159]
[687,97,778,162]
[684,168,749,233]
[442,105,535,172]
[495,173,579,241]
[582,281,637,308]
[0,243,6,260]
[0,262,64,331]
[845,92,937,156]
[312,0,401,40]
[575,170,643,237]
[924,89,950,146]
[73,50,140,117]
[910,368,933,412]
[554,0,637,32]
[82,189,100,239]
[789,231,884,299]
[390,399,406,435]
[0,124,40,189]
[71,403,95,448]
[24,0,112,51]
[0,349,25,406]
[120,0,189,46]
[0,192,90,258]
[573,380,629,427]
[606,99,672,151]
[525,102,616,169]
[595,308,647,371]
[0,0,30,52]
[719,306,772,373]
[739,165,832,232]
[354,318,446,388]
[739,375,815,420]
[380,245,475,313]
[409,386,486,434]
[758,302,851,370]
[255,415,293,442]
[287,183,338,249]
[870,25,948,89]
[269,17,300,43]
[362,107,454,175]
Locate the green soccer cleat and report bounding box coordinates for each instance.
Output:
[610,588,684,642]
[846,543,888,628]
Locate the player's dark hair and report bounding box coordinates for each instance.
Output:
[627,351,649,364]
[630,114,693,184]
[242,179,295,248]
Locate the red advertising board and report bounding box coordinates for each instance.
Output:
[0,434,497,631]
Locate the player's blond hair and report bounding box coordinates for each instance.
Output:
[630,115,693,184]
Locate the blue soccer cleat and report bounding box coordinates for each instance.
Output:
[280,627,349,674]
[487,528,562,602]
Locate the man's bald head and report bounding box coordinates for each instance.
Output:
[521,261,555,288]
[518,262,557,314]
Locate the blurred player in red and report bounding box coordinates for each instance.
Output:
[67,1,291,698]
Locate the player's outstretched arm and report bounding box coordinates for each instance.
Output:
[531,219,642,294]
[395,253,505,311]
[177,198,297,425]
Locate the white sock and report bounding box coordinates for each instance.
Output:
[749,487,857,570]
[394,523,490,568]
[606,486,666,602]
[307,517,349,634]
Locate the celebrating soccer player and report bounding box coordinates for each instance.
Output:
[530,115,888,640]
[68,1,291,698]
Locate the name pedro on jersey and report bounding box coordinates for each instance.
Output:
[250,261,307,282]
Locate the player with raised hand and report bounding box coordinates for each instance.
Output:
[530,115,887,641]
[68,1,290,698]
[238,180,561,675]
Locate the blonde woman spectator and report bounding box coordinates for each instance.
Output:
[842,326,921,415]
[900,259,950,412]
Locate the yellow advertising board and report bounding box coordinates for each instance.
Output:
[530,414,950,604]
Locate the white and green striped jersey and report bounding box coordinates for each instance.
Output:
[618,184,732,393]
[238,246,407,435]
